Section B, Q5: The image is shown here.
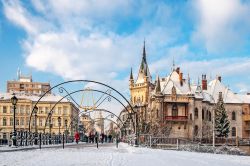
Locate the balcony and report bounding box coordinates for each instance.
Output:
[244,126,250,131]
[165,116,188,121]
[243,115,250,121]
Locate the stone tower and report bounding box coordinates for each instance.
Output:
[130,41,151,107]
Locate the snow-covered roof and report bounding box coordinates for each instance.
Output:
[205,79,243,104]
[0,92,68,102]
[159,71,192,95]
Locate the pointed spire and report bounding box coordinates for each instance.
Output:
[130,68,134,80]
[188,73,191,88]
[143,39,146,63]
[172,56,175,71]
[155,75,161,94]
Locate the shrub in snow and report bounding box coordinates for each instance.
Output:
[179,144,245,156]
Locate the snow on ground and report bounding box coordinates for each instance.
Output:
[0,143,250,166]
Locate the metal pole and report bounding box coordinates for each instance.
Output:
[213,104,215,147]
[12,105,17,146]
[39,133,41,149]
[63,134,65,149]
[35,114,38,145]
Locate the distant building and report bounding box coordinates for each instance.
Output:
[7,70,51,95]
[0,92,79,144]
[124,42,250,140]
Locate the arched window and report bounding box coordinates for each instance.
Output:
[10,117,13,126]
[134,96,136,103]
[194,125,198,136]
[172,104,178,116]
[202,109,205,120]
[190,113,192,120]
[208,111,212,121]
[3,117,7,126]
[232,111,236,121]
[195,108,198,118]
[232,127,236,137]
[156,109,159,118]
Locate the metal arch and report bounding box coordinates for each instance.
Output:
[52,108,125,133]
[29,80,135,132]
[42,89,127,132]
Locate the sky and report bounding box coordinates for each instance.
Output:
[1,0,250,97]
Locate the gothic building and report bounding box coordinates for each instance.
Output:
[128,42,250,140]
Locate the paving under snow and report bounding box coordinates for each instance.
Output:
[0,143,250,166]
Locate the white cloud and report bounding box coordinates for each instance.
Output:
[192,0,250,53]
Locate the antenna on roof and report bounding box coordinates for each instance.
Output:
[172,56,175,71]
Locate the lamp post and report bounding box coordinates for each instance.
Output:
[133,105,139,147]
[11,94,18,147]
[65,119,68,143]
[58,116,61,144]
[34,106,38,145]
[48,113,52,144]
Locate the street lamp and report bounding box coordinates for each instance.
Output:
[133,105,139,147]
[58,116,61,144]
[34,106,38,145]
[48,113,52,144]
[11,94,18,147]
[65,119,68,143]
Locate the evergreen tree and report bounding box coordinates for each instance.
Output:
[215,92,230,137]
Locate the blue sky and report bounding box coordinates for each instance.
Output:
[0,0,250,95]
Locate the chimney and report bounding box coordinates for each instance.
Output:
[179,72,183,86]
[217,76,222,82]
[176,67,180,74]
[202,74,207,90]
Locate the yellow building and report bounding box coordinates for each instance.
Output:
[0,93,79,143]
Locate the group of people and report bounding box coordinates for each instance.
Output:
[74,131,114,144]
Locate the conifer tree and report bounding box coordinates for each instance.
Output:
[215,92,230,137]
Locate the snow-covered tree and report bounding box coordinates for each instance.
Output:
[215,92,230,138]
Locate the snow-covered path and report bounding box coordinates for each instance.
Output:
[0,143,250,166]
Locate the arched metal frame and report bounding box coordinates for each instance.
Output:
[29,80,135,133]
[46,108,125,134]
[42,89,127,133]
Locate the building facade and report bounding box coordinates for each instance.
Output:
[7,72,51,95]
[127,43,250,140]
[0,93,79,143]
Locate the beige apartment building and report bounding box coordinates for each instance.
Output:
[7,72,51,95]
[0,93,79,143]
[123,43,250,140]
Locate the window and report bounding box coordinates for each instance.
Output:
[21,118,24,126]
[194,108,198,118]
[232,127,236,137]
[208,111,212,121]
[58,107,61,115]
[190,113,192,120]
[26,105,30,114]
[202,109,205,120]
[172,104,178,116]
[16,119,20,126]
[26,118,29,125]
[194,125,198,136]
[10,117,13,126]
[3,133,7,139]
[63,106,68,115]
[3,106,7,113]
[3,117,7,126]
[10,106,13,113]
[45,107,49,114]
[39,107,43,114]
[39,119,43,126]
[232,111,236,121]
[20,105,24,114]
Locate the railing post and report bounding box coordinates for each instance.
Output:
[39,133,42,149]
[63,134,65,149]
[177,138,179,150]
[149,135,152,148]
